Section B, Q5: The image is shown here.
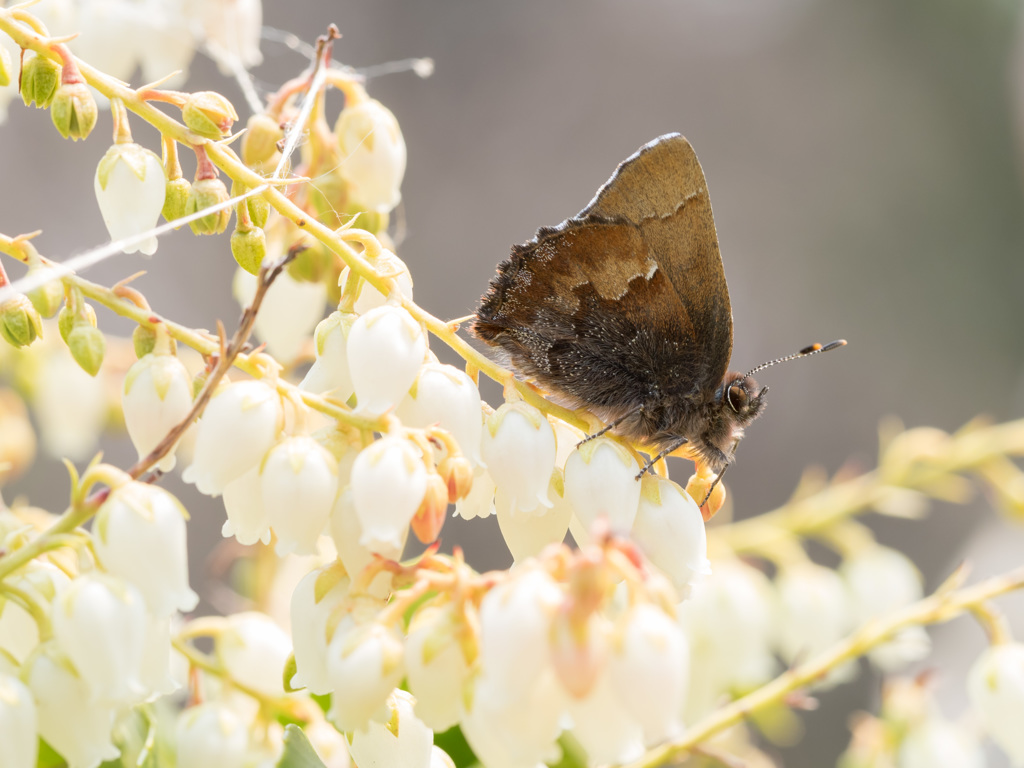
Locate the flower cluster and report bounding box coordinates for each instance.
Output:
[3,6,1024,768]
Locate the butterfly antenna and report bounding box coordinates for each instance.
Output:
[745,339,847,378]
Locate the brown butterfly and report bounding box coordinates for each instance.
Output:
[472,134,844,483]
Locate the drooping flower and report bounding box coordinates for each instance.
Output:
[234,267,327,362]
[347,306,427,413]
[299,310,358,400]
[336,98,407,214]
[348,690,433,768]
[350,436,427,552]
[216,612,292,698]
[404,604,472,731]
[0,674,37,768]
[481,402,556,513]
[968,642,1024,765]
[495,472,572,562]
[122,344,193,472]
[563,438,642,534]
[325,621,405,732]
[262,435,339,556]
[290,563,352,696]
[396,363,484,466]
[175,702,249,768]
[94,141,166,255]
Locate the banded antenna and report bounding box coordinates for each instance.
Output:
[745,339,847,378]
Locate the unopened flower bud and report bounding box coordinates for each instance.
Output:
[58,302,96,343]
[230,225,267,275]
[66,321,106,376]
[132,323,178,358]
[186,177,231,235]
[50,81,97,140]
[0,294,42,348]
[686,466,727,521]
[241,113,283,166]
[229,180,271,229]
[95,142,166,255]
[440,454,474,502]
[335,98,406,213]
[20,54,60,108]
[25,265,63,318]
[411,471,449,544]
[162,177,191,226]
[182,90,238,139]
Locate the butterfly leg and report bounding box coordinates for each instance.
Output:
[635,437,689,481]
[700,463,729,506]
[577,406,646,447]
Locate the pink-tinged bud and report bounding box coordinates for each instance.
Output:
[262,435,339,556]
[968,642,1024,765]
[93,481,198,617]
[94,142,166,255]
[439,455,474,502]
[347,305,427,413]
[122,348,193,471]
[686,465,727,521]
[348,690,434,768]
[182,379,283,496]
[564,438,641,534]
[631,476,710,599]
[481,402,556,513]
[411,472,449,544]
[335,98,406,214]
[351,436,427,553]
[182,90,238,139]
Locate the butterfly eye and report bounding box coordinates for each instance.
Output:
[727,385,749,412]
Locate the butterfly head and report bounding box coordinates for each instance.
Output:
[723,372,767,424]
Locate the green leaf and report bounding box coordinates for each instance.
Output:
[433,724,478,768]
[276,724,327,768]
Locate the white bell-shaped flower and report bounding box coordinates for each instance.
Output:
[678,559,776,720]
[175,702,248,768]
[27,645,120,768]
[841,545,929,670]
[182,379,283,496]
[351,436,427,552]
[454,466,496,520]
[552,419,586,468]
[396,363,484,466]
[33,346,106,461]
[404,604,472,731]
[94,141,166,256]
[564,438,642,533]
[326,621,405,732]
[349,689,433,768]
[336,98,407,213]
[898,716,985,768]
[773,562,855,685]
[431,746,456,768]
[0,674,37,768]
[184,0,262,75]
[234,267,327,362]
[139,614,179,698]
[329,487,404,599]
[262,435,339,556]
[135,1,196,86]
[496,472,572,562]
[216,612,292,698]
[290,563,351,696]
[304,718,352,768]
[347,306,426,413]
[122,347,193,472]
[299,311,357,400]
[221,465,271,545]
[481,402,556,513]
[608,603,688,746]
[93,480,198,617]
[339,249,414,314]
[567,671,645,765]
[72,0,144,81]
[968,642,1024,765]
[0,561,70,663]
[52,574,147,704]
[631,476,710,599]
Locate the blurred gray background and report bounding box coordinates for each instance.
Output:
[4,0,1024,765]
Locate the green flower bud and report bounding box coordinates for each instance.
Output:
[182,91,238,140]
[132,324,177,358]
[58,302,97,343]
[230,180,271,229]
[287,242,333,283]
[50,81,97,141]
[26,265,64,318]
[0,294,43,348]
[231,225,267,275]
[20,54,61,108]
[186,177,231,235]
[0,46,12,88]
[162,177,191,227]
[241,113,283,166]
[67,322,106,376]
[340,203,387,237]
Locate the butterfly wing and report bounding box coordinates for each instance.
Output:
[472,134,733,439]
